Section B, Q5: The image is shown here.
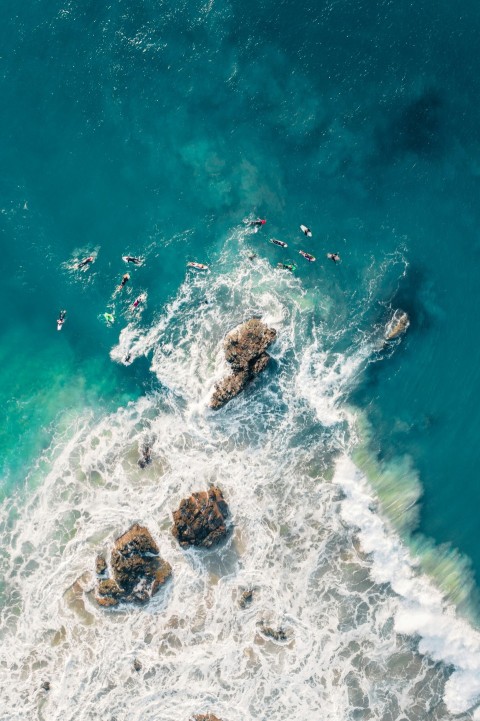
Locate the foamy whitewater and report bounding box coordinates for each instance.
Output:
[1,228,479,720]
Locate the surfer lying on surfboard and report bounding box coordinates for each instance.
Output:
[244,218,266,227]
[77,256,94,270]
[277,262,296,272]
[270,238,288,248]
[57,309,66,331]
[118,273,130,291]
[299,250,316,262]
[187,262,209,270]
[300,224,312,237]
[132,293,146,309]
[123,256,143,265]
[327,252,341,263]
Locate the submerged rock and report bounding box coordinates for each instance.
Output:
[385,309,410,340]
[257,620,288,642]
[239,589,254,609]
[138,442,152,469]
[41,680,50,692]
[210,318,276,409]
[133,658,142,672]
[172,487,229,548]
[94,524,172,608]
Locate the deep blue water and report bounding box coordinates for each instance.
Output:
[1,0,480,599]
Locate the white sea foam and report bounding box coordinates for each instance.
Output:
[0,233,478,720]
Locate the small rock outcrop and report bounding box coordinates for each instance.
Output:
[95,524,171,608]
[385,309,409,341]
[257,620,288,642]
[239,589,254,609]
[95,555,107,576]
[172,487,229,548]
[210,318,276,409]
[192,715,223,721]
[138,441,152,469]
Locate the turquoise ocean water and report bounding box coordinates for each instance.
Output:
[2,1,480,719]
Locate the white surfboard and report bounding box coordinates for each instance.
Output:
[300,224,312,237]
[57,311,66,331]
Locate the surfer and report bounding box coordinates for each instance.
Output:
[327,252,341,263]
[104,312,114,324]
[299,250,316,262]
[277,262,296,272]
[132,293,145,309]
[123,256,142,265]
[77,256,94,269]
[57,309,66,330]
[270,238,288,248]
[300,225,312,237]
[118,273,130,290]
[245,218,266,227]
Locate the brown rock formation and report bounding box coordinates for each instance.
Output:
[94,524,172,608]
[95,555,107,576]
[172,487,229,548]
[192,715,223,721]
[210,318,276,409]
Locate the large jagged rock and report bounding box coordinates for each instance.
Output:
[95,524,172,607]
[210,318,276,409]
[172,487,229,548]
[385,309,410,340]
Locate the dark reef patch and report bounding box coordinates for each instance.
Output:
[374,89,446,162]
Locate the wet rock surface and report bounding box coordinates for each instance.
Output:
[210,318,276,409]
[192,715,223,721]
[95,524,171,608]
[172,487,229,548]
[95,555,107,576]
[257,620,288,642]
[138,441,152,469]
[239,589,254,609]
